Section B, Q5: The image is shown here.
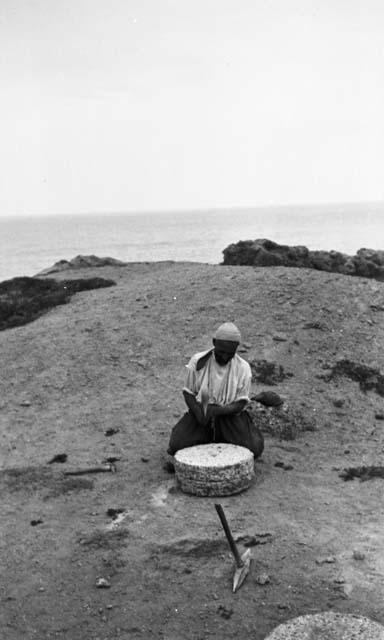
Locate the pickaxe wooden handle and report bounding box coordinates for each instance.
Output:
[215,503,243,568]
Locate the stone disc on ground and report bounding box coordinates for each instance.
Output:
[174,443,254,496]
[264,612,384,639]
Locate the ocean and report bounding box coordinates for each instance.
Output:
[1,202,384,282]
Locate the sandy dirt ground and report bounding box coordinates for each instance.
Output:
[1,261,384,640]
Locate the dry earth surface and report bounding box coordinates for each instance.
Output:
[1,261,384,640]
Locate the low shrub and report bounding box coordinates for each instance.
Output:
[0,276,115,330]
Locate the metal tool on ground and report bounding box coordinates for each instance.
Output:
[64,462,116,476]
[215,503,251,592]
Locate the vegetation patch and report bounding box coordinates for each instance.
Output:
[79,529,130,550]
[327,359,384,396]
[250,359,293,385]
[0,276,115,330]
[1,466,54,492]
[0,466,94,498]
[249,403,316,440]
[45,476,94,499]
[153,538,227,557]
[340,466,384,481]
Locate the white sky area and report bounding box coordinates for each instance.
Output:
[1,0,384,216]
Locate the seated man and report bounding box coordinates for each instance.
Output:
[167,322,264,458]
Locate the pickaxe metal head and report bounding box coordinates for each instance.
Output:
[233,548,252,593]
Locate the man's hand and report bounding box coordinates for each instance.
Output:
[206,404,219,420]
[206,400,247,418]
[194,402,209,426]
[183,390,211,426]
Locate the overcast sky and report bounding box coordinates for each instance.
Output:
[1,0,384,216]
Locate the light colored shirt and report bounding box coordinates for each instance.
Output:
[183,349,251,407]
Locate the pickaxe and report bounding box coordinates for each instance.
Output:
[215,503,251,592]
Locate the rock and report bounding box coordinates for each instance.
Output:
[222,239,384,282]
[104,428,120,437]
[20,400,31,407]
[315,556,336,564]
[35,255,128,276]
[264,612,384,639]
[303,321,328,331]
[237,532,273,547]
[353,550,366,561]
[96,578,111,589]
[253,391,284,407]
[273,334,288,342]
[332,397,345,408]
[375,412,384,420]
[48,453,68,464]
[255,572,271,585]
[106,508,124,520]
[275,462,294,471]
[217,605,233,619]
[357,247,384,266]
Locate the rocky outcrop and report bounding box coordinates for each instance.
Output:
[222,239,384,280]
[35,255,128,276]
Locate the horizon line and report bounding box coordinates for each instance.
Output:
[1,198,384,218]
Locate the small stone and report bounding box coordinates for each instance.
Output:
[353,550,365,561]
[316,556,336,565]
[20,400,31,407]
[274,462,293,471]
[253,391,284,407]
[332,397,345,408]
[104,428,120,437]
[96,578,111,589]
[48,453,68,464]
[141,457,149,463]
[218,605,233,619]
[273,335,288,342]
[375,413,384,420]
[334,576,346,584]
[255,572,271,585]
[106,508,124,520]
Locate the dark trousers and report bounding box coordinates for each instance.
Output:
[167,410,264,458]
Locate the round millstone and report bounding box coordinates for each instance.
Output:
[174,443,254,497]
[265,612,384,640]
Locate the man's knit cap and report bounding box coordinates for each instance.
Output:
[213,322,241,343]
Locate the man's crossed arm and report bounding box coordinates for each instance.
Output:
[183,390,247,426]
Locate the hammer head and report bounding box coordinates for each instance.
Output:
[233,548,252,593]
